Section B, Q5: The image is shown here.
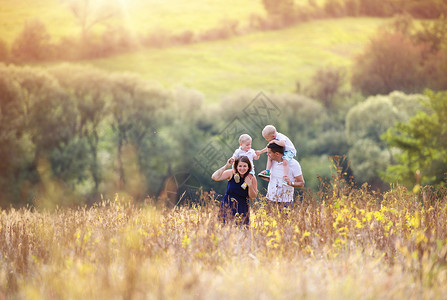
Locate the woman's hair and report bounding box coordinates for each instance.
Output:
[234,156,252,178]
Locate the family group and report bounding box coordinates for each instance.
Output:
[211,125,305,225]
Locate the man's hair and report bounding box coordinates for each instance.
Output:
[267,142,284,154]
[239,134,252,145]
[262,125,276,137]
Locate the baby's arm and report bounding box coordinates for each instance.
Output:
[270,139,286,147]
[255,146,268,157]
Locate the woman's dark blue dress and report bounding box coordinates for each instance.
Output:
[218,174,250,225]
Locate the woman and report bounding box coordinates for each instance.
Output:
[211,156,258,225]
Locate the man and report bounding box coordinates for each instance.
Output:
[260,143,304,205]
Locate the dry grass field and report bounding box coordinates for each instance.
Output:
[1,178,447,299]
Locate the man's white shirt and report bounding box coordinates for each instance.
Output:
[267,158,302,202]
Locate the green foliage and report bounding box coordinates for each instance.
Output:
[0,64,89,204]
[382,90,447,187]
[348,139,391,184]
[0,66,32,205]
[300,155,334,189]
[346,91,425,186]
[309,129,349,156]
[305,66,347,109]
[108,73,171,197]
[48,64,112,193]
[274,93,327,157]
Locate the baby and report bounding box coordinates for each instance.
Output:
[257,125,297,184]
[232,133,260,176]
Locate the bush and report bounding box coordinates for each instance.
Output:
[198,19,239,42]
[305,66,347,109]
[351,31,425,96]
[324,0,346,17]
[11,19,53,62]
[406,0,447,18]
[262,0,296,25]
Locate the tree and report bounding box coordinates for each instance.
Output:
[11,67,85,187]
[412,15,447,54]
[262,0,296,25]
[382,90,447,187]
[11,19,52,62]
[348,139,391,184]
[346,91,425,187]
[306,66,346,109]
[64,0,121,41]
[109,73,170,198]
[405,0,447,18]
[0,65,89,205]
[0,65,31,205]
[49,64,110,194]
[351,30,425,96]
[352,15,447,96]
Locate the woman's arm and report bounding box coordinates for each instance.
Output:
[211,158,234,181]
[245,174,258,199]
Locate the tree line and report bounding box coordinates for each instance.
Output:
[1,62,445,207]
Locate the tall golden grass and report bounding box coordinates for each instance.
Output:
[1,181,446,299]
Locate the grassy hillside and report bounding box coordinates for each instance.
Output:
[3,1,388,102]
[0,0,266,45]
[85,18,387,102]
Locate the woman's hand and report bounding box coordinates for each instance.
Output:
[211,157,234,181]
[245,174,258,199]
[244,176,252,187]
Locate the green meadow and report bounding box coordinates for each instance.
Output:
[85,18,387,102]
[1,0,388,102]
[0,0,266,45]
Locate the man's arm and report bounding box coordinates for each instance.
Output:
[286,175,304,188]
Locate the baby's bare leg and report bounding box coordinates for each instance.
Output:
[266,155,272,172]
[283,159,289,181]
